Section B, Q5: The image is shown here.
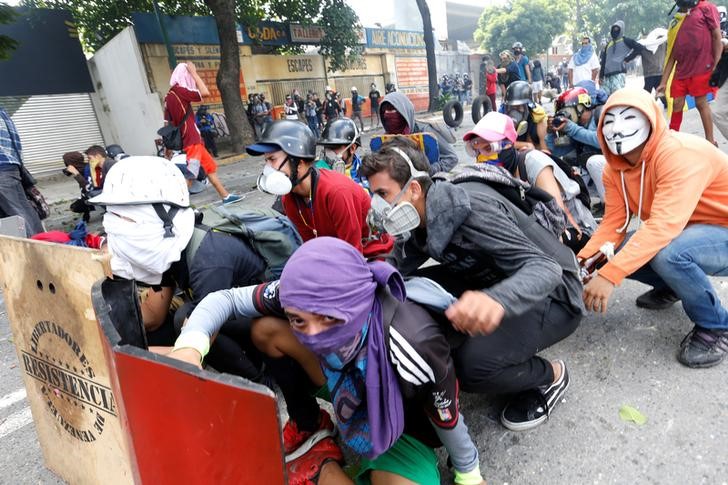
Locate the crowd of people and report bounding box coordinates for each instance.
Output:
[2,3,728,483]
[247,83,392,141]
[439,73,474,104]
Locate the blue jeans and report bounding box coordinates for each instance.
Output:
[624,224,728,330]
[306,116,320,138]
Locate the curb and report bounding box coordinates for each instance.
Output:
[216,153,249,166]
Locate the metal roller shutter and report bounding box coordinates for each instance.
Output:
[0,94,105,176]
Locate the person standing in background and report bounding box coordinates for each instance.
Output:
[568,35,601,88]
[0,107,44,236]
[368,83,381,129]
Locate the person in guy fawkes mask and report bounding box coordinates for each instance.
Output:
[248,120,390,258]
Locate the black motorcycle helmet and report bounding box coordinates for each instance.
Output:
[246,120,317,160]
[318,118,359,147]
[106,144,128,160]
[505,81,533,107]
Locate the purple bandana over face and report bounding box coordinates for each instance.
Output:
[280,237,405,458]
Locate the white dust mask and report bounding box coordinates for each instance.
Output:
[257,163,293,196]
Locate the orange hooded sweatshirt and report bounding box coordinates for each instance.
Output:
[577,88,728,285]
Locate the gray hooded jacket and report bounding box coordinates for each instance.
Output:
[600,21,645,77]
[392,180,585,318]
[378,92,458,174]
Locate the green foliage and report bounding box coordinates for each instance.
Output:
[475,0,568,57]
[434,91,454,110]
[21,0,361,71]
[0,2,19,60]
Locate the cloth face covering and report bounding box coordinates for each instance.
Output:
[280,237,406,459]
[382,110,410,134]
[169,63,197,90]
[573,43,594,66]
[602,106,651,155]
[103,204,194,285]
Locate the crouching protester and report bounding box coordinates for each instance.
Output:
[169,237,485,485]
[88,156,276,381]
[465,111,597,253]
[249,120,390,257]
[579,88,728,368]
[315,117,367,188]
[360,140,584,431]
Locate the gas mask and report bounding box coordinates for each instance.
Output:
[368,188,420,239]
[367,147,427,239]
[507,107,529,137]
[602,106,650,155]
[257,163,293,196]
[323,148,347,174]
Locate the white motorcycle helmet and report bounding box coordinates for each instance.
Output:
[89,155,190,208]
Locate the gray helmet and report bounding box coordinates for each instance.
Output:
[106,144,128,160]
[505,81,533,106]
[318,118,359,146]
[246,120,317,160]
[512,41,523,49]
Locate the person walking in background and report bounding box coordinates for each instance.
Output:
[0,107,44,236]
[637,29,668,105]
[349,87,365,132]
[486,62,498,111]
[164,62,240,203]
[512,42,532,83]
[368,83,381,129]
[658,0,722,144]
[195,105,218,157]
[568,35,600,88]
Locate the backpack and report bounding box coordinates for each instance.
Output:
[158,91,192,151]
[186,201,303,280]
[433,164,567,238]
[515,150,592,210]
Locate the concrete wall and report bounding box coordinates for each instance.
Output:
[88,27,164,157]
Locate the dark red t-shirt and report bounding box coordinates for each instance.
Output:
[673,0,720,79]
[164,84,202,147]
[282,169,371,253]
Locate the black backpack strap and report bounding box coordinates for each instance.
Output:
[376,286,399,356]
[516,149,529,184]
[152,203,181,238]
[459,181,579,275]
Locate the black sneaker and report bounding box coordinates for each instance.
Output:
[501,360,570,431]
[677,326,728,368]
[635,286,680,310]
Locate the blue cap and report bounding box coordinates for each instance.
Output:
[245,143,281,156]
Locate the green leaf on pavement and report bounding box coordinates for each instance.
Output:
[619,405,647,425]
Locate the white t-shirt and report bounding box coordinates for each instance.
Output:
[523,150,597,233]
[567,54,600,86]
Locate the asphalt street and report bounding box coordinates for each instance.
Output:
[1,79,727,484]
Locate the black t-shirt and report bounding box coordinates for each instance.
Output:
[369,90,381,107]
[187,231,266,304]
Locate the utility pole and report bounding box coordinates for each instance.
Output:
[152,0,177,69]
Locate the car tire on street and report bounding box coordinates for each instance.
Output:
[471,95,492,124]
[443,100,464,128]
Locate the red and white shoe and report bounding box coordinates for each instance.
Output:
[286,437,343,485]
[283,409,336,463]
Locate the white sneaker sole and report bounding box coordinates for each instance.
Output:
[284,428,336,463]
[501,362,570,432]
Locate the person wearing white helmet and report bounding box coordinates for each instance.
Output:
[88,155,273,379]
